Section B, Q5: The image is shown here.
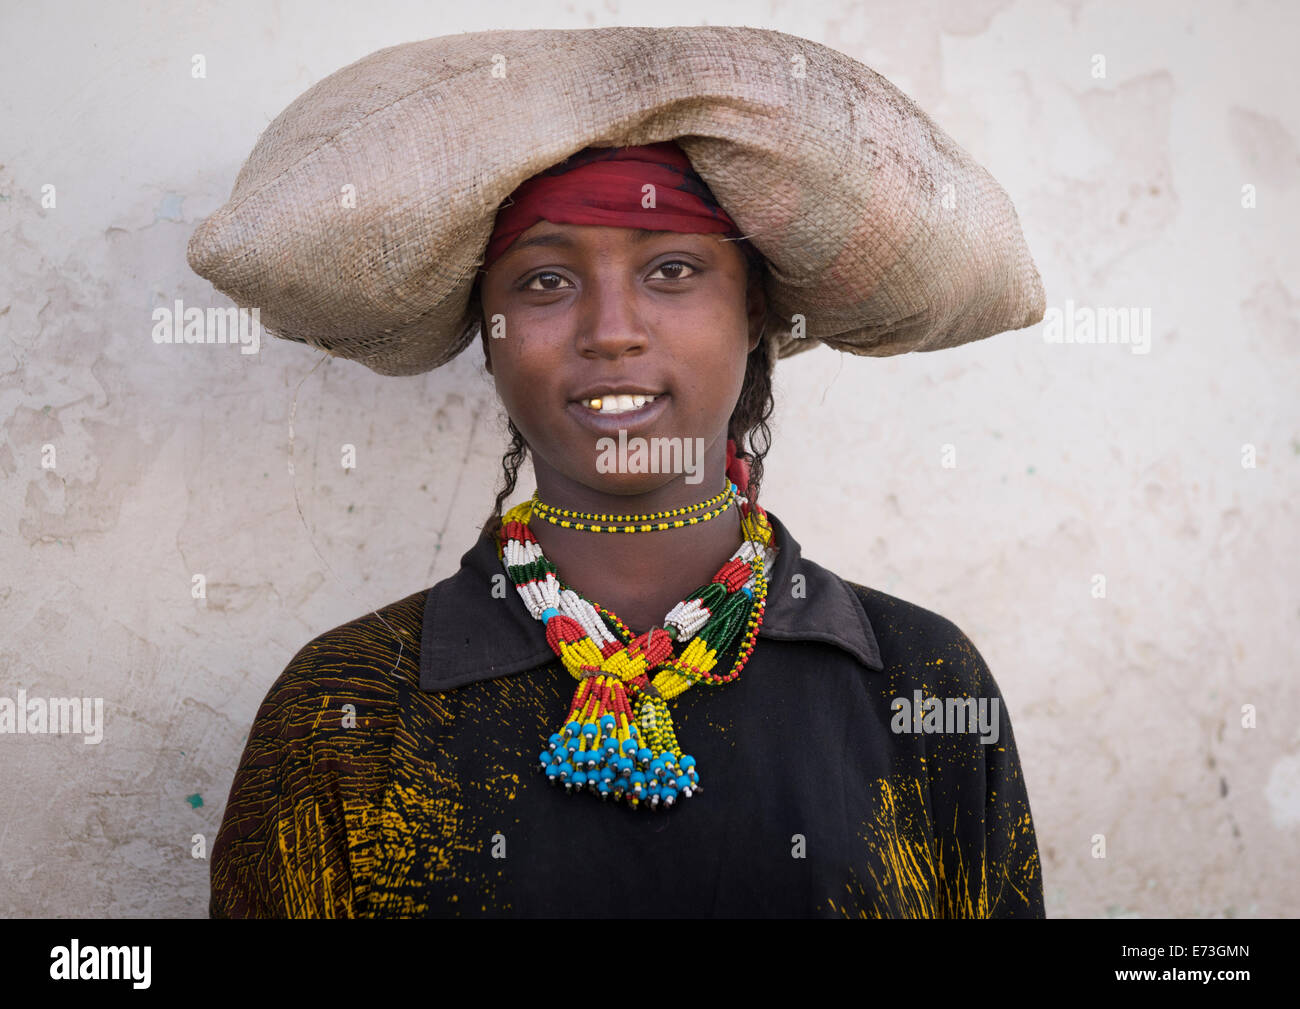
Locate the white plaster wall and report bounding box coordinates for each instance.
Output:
[1,0,1296,917]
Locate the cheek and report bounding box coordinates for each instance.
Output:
[486,322,539,384]
[673,333,749,420]
[491,357,536,420]
[486,337,564,433]
[705,302,753,374]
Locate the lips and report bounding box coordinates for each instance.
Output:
[565,392,670,435]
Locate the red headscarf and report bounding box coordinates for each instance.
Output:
[483,141,748,272]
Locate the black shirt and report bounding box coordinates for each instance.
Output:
[210,508,1045,917]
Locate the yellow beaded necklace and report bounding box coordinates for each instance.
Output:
[529,474,735,534]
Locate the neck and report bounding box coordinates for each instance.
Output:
[526,445,747,635]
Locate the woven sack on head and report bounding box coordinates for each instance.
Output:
[187,25,1045,376]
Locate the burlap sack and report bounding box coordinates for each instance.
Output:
[187,25,1044,376]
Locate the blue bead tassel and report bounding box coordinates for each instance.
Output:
[537,717,701,810]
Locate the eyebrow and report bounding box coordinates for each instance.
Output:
[505,227,672,256]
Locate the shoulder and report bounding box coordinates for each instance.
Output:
[841,579,997,695]
[286,587,427,679]
[251,587,429,729]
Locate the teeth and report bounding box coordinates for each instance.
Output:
[583,394,658,414]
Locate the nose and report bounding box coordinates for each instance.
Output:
[574,269,650,360]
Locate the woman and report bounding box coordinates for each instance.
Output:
[194,27,1046,917]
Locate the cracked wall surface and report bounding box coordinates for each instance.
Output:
[1,0,1297,917]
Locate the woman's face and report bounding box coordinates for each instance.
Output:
[477,221,766,497]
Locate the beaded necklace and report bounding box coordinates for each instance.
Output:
[530,475,736,534]
[498,483,775,810]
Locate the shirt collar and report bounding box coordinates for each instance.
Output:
[419,507,884,692]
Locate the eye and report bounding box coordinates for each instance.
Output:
[650,260,697,281]
[521,271,573,292]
